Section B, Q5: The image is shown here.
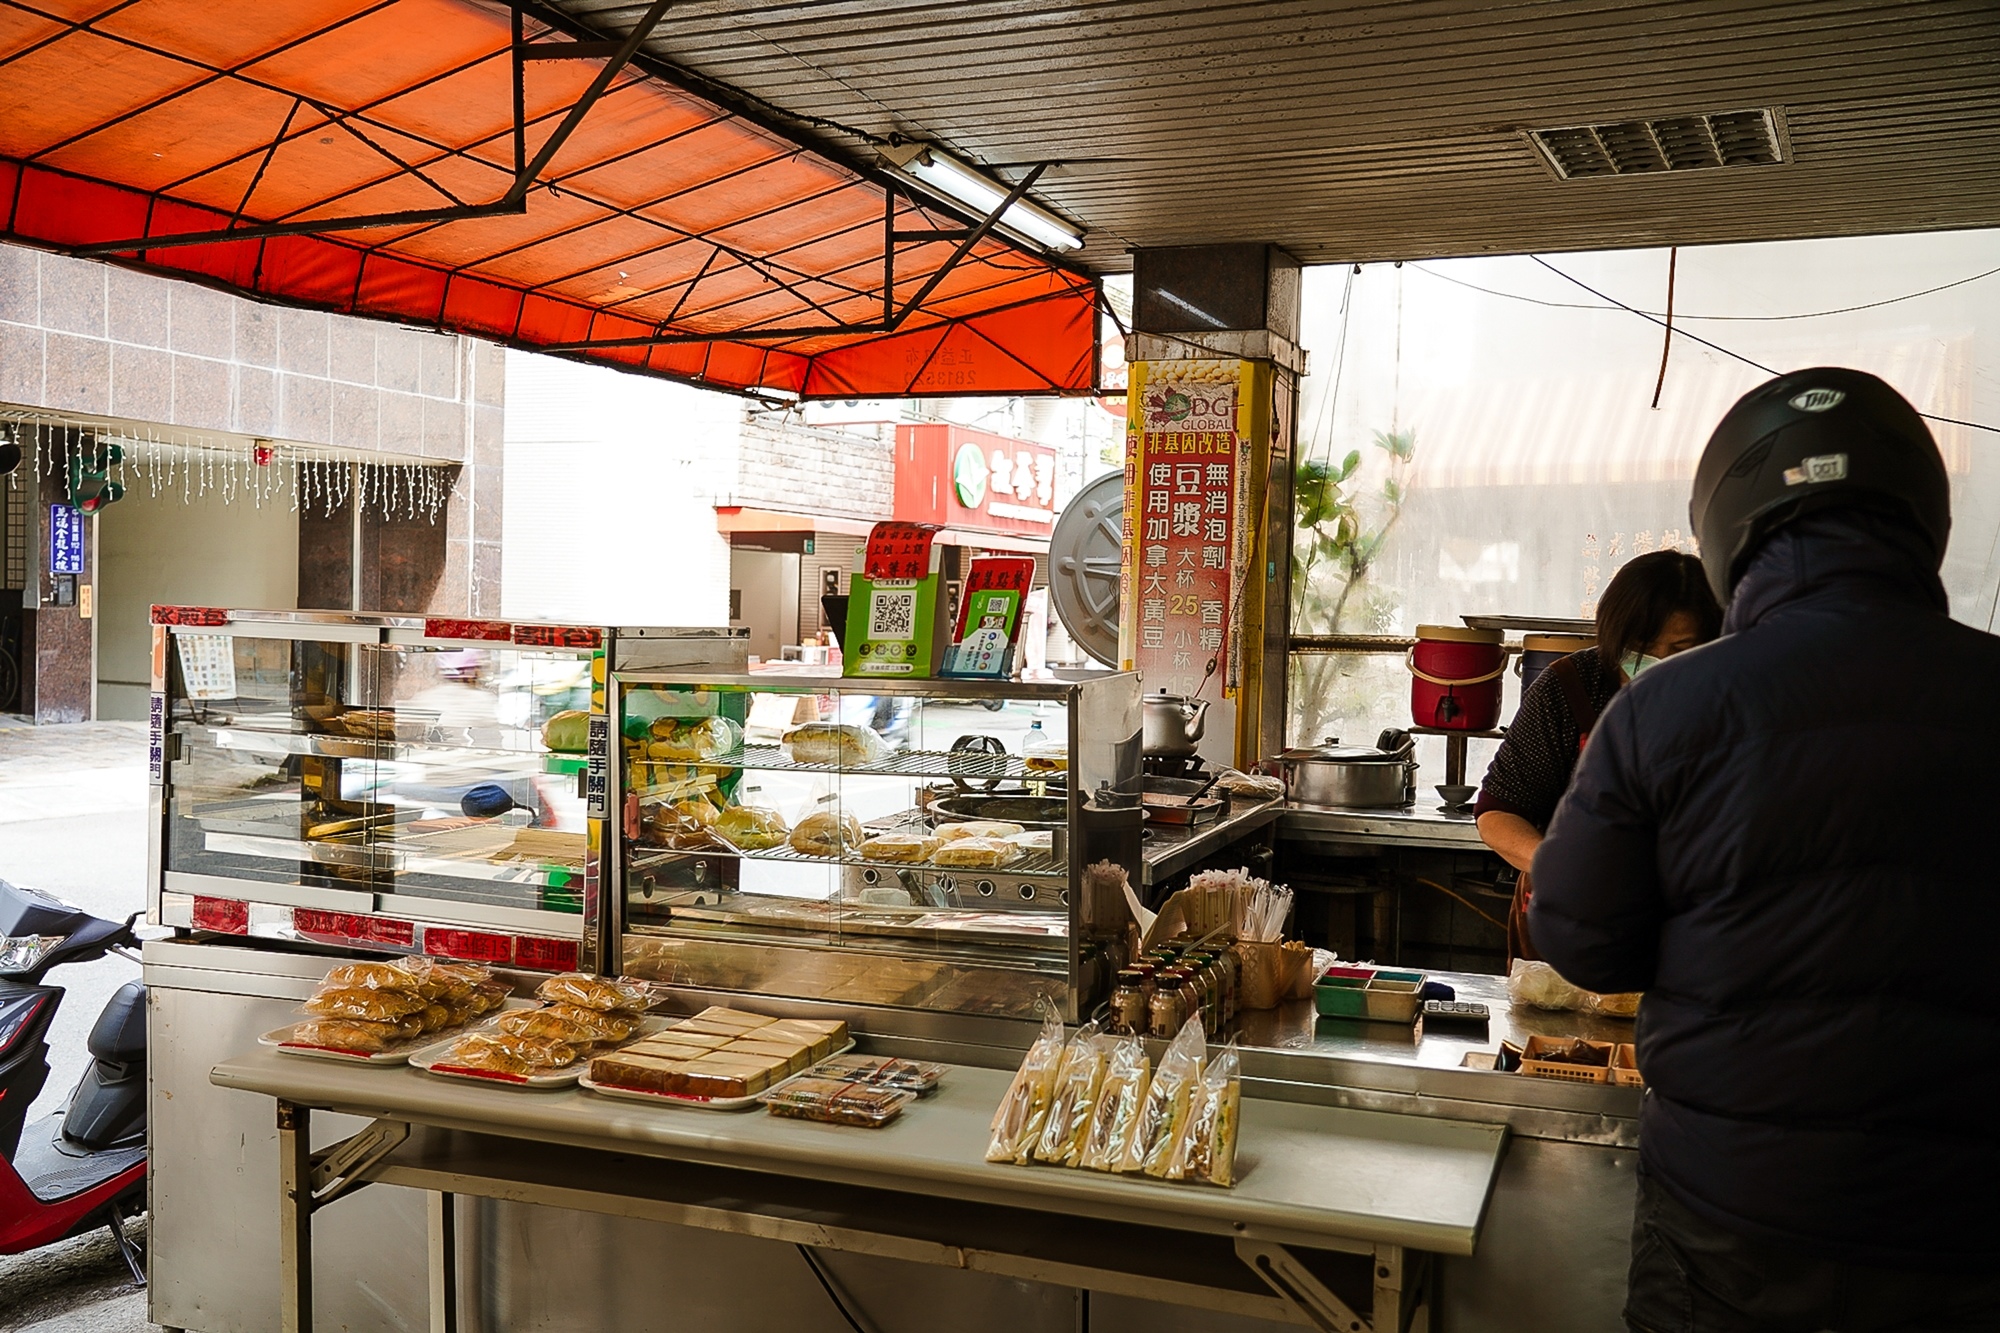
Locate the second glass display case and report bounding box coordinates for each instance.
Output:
[610,672,1144,1020]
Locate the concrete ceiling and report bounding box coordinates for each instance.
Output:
[547,0,2000,271]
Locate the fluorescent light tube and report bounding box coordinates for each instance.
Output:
[880,143,1084,252]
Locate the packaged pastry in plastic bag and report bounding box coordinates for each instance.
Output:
[535,972,653,1013]
[1079,1035,1151,1172]
[788,807,865,857]
[467,981,511,1015]
[713,804,790,852]
[810,1054,946,1094]
[302,986,427,1022]
[782,722,887,766]
[1034,1025,1109,1166]
[985,1009,1065,1164]
[1506,959,1641,1017]
[287,1018,411,1052]
[1123,1015,1206,1176]
[762,1077,914,1127]
[418,958,497,999]
[320,961,418,992]
[439,1031,578,1074]
[539,1002,637,1042]
[646,715,741,762]
[495,1007,604,1044]
[1167,1041,1241,1186]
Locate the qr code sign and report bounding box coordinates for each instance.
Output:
[869,587,917,639]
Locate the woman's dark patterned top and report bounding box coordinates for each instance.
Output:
[1474,646,1619,831]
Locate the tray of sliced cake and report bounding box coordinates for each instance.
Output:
[580,1007,851,1110]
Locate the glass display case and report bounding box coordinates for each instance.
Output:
[148,608,744,970]
[609,671,1145,1020]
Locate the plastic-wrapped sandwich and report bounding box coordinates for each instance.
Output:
[985,1011,1066,1164]
[1078,1035,1151,1171]
[1122,1016,1205,1177]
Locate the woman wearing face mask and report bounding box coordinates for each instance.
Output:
[1475,550,1721,960]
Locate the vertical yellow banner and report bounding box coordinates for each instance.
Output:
[1120,359,1266,701]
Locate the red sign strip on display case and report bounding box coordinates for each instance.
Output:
[423,618,513,642]
[151,605,228,626]
[513,624,603,649]
[513,937,580,973]
[291,910,416,949]
[191,897,249,935]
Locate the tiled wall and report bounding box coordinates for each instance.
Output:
[0,243,502,617]
[733,412,893,523]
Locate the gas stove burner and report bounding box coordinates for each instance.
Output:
[1142,753,1210,782]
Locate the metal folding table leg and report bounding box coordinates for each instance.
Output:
[277,1101,313,1333]
[428,1191,459,1333]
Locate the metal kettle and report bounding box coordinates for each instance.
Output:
[1142,690,1210,757]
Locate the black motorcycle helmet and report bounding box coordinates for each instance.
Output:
[1689,367,1949,602]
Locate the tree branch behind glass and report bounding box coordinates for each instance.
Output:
[1288,428,1415,745]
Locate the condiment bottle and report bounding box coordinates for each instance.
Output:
[1110,969,1147,1035]
[1148,969,1188,1037]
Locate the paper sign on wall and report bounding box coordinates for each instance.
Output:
[174,633,238,700]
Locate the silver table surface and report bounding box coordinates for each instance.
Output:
[1141,796,1285,884]
[1278,800,1488,849]
[1235,970,1639,1076]
[212,1045,1506,1256]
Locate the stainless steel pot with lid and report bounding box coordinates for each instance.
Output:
[1278,729,1417,809]
[1141,689,1210,757]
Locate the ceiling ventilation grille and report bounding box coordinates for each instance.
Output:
[1529,109,1786,180]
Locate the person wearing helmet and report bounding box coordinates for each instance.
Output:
[1474,550,1720,960]
[1530,368,1999,1330]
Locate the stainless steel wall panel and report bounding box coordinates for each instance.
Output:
[147,958,432,1333]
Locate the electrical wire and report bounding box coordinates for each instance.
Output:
[1530,256,1779,374]
[1410,258,2000,322]
[1529,256,2000,436]
[796,1244,870,1333]
[1414,877,1509,934]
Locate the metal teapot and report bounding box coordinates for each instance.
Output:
[1142,690,1210,757]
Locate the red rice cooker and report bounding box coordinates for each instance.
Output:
[1408,624,1507,731]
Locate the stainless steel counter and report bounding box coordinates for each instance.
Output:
[1141,796,1284,884]
[212,1046,1506,1258]
[162,940,1639,1333]
[1135,969,1642,1153]
[214,1039,1505,1333]
[1277,799,1488,851]
[1238,970,1634,1077]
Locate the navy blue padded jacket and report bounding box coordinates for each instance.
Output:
[1530,507,2000,1268]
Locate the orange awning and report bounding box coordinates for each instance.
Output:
[0,0,1099,399]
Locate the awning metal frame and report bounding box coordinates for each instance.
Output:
[26,0,1074,357]
[67,0,674,257]
[539,163,1054,352]
[0,0,1104,396]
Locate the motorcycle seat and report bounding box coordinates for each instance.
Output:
[86,982,146,1068]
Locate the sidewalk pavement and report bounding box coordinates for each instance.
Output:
[0,1220,150,1333]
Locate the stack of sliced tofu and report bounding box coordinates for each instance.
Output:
[588,1007,848,1099]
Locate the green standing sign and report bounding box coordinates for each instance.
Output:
[843,521,947,678]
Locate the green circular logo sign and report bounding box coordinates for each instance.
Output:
[952,442,989,508]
